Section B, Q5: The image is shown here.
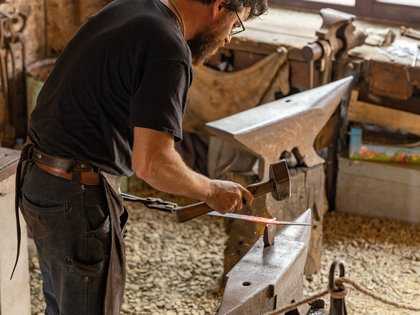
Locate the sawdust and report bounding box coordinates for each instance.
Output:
[304,212,420,315]
[30,206,420,314]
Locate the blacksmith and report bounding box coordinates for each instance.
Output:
[15,0,268,314]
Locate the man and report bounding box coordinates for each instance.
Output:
[16,0,268,314]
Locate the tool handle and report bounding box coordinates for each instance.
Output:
[246,181,272,198]
[175,202,212,222]
[176,182,270,223]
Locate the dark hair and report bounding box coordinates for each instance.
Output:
[195,0,268,18]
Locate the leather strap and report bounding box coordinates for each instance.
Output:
[35,162,101,186]
[32,147,101,186]
[11,143,34,279]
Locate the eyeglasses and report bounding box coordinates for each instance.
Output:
[230,9,246,36]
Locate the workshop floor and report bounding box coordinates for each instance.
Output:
[30,204,420,314]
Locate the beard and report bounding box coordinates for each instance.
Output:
[187,27,225,66]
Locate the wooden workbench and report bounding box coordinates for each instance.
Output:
[231,6,420,99]
[232,6,416,54]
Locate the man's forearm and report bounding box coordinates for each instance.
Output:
[138,147,212,202]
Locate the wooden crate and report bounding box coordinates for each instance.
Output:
[336,157,420,223]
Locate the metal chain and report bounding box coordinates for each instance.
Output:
[265,276,420,315]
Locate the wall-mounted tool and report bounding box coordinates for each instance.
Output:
[175,160,291,223]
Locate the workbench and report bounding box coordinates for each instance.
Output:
[0,148,30,315]
[230,6,420,96]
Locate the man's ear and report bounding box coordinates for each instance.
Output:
[211,0,226,20]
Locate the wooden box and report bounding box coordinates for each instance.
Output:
[336,157,420,223]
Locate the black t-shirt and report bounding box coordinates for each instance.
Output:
[29,0,192,176]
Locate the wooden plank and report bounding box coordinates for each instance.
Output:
[348,91,420,137]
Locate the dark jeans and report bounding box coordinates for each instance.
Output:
[20,161,111,315]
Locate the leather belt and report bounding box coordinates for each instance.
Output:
[32,148,101,186]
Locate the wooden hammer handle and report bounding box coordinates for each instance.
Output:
[175,181,272,222]
[175,202,212,222]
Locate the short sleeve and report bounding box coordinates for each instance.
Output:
[129,59,190,141]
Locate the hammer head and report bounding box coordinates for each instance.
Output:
[269,160,291,201]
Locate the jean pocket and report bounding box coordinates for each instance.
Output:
[73,217,111,278]
[72,201,111,274]
[73,237,107,277]
[20,193,68,240]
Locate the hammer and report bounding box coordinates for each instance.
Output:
[175,160,291,222]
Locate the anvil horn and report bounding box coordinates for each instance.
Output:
[206,77,353,178]
[217,209,312,315]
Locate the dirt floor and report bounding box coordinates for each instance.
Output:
[30,203,420,314]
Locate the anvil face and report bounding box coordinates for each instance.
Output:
[218,210,312,315]
[206,77,353,175]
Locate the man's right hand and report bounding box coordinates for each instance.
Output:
[206,179,254,213]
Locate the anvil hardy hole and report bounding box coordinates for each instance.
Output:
[285,99,291,103]
[242,281,251,286]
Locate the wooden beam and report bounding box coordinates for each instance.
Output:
[348,91,420,137]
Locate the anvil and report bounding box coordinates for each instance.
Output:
[206,78,353,313]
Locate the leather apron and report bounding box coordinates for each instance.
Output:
[101,172,128,315]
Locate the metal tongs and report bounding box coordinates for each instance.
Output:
[121,192,311,227]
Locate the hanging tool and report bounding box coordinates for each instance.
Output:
[174,160,291,223]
